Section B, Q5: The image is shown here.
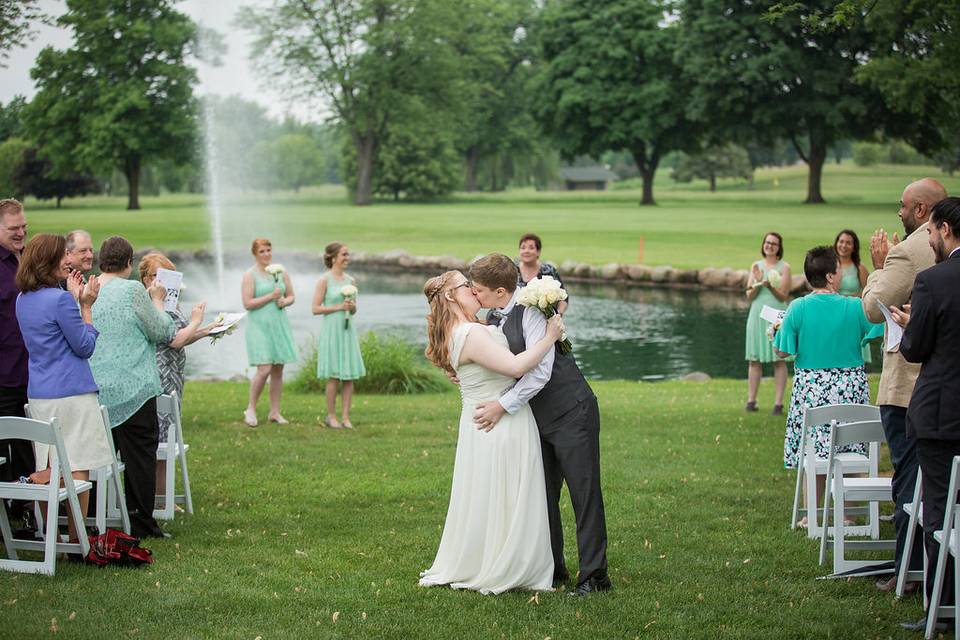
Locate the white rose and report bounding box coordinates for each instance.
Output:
[341,284,358,297]
[767,270,782,288]
[265,263,285,276]
[545,290,561,305]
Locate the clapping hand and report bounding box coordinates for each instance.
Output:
[80,275,100,307]
[889,303,911,328]
[66,269,84,301]
[190,301,207,324]
[871,229,900,270]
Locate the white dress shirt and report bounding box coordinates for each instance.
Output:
[495,290,555,414]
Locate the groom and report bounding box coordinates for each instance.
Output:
[469,253,610,596]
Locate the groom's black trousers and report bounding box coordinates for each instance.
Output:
[539,394,608,584]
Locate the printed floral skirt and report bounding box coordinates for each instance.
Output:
[783,366,869,469]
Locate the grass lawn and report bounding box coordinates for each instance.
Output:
[24,163,960,272]
[0,378,923,638]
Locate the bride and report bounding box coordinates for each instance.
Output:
[419,270,563,594]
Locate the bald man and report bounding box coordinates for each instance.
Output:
[862,177,947,593]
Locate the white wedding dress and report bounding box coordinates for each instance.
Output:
[419,323,554,594]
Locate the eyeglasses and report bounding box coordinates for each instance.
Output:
[451,282,471,292]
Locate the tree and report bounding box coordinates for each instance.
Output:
[0,137,30,198]
[535,0,699,205]
[239,0,462,206]
[672,144,753,192]
[679,0,883,204]
[0,0,46,67]
[259,134,325,193]
[12,147,99,207]
[25,0,199,210]
[0,96,27,142]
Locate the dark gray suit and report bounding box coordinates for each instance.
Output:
[501,305,609,585]
[902,251,960,605]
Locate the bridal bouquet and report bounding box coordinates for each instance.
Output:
[341,283,358,329]
[765,320,783,342]
[516,276,572,354]
[265,263,285,284]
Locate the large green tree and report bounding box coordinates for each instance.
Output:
[535,0,698,205]
[679,0,882,204]
[0,0,46,67]
[239,0,462,206]
[25,0,198,210]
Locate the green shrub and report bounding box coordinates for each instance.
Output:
[292,332,451,395]
[852,142,883,166]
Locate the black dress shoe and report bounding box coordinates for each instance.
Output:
[900,617,947,633]
[569,574,612,597]
[552,572,571,589]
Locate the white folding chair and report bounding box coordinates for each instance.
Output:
[790,404,878,539]
[925,456,960,639]
[897,466,926,601]
[25,404,129,535]
[818,416,895,574]
[0,416,91,575]
[154,393,193,520]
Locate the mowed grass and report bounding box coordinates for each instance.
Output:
[24,163,960,271]
[0,378,923,639]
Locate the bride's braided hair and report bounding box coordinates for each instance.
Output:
[424,270,475,375]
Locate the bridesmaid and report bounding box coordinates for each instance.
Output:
[241,238,298,427]
[834,229,872,364]
[312,242,366,429]
[744,231,791,415]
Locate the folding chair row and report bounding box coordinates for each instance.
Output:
[154,392,193,521]
[25,403,129,536]
[791,404,879,539]
[897,467,927,602]
[0,416,91,575]
[818,413,896,575]
[923,456,960,639]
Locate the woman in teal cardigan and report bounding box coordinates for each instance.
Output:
[774,245,883,526]
[89,236,174,539]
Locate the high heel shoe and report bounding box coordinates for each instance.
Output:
[324,416,343,429]
[268,414,289,425]
[342,420,354,429]
[243,409,258,427]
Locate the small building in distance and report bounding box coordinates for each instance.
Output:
[558,166,619,191]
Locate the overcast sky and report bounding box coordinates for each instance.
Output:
[0,0,324,122]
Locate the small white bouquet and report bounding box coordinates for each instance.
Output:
[265,263,285,284]
[209,312,242,345]
[765,320,783,342]
[516,276,572,354]
[341,283,358,329]
[751,268,782,291]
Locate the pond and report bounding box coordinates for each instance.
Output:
[177,264,881,382]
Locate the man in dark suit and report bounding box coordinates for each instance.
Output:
[469,253,610,596]
[895,196,960,632]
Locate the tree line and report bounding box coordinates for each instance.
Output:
[1,0,956,209]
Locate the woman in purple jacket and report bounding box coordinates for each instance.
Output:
[15,234,112,541]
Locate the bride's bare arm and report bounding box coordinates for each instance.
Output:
[459,316,563,378]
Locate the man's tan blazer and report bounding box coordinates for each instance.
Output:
[862,222,935,407]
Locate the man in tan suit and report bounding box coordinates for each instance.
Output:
[862,177,946,592]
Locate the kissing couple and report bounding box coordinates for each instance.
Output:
[418,253,610,596]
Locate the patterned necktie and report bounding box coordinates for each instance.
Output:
[486,309,504,327]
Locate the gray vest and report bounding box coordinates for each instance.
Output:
[501,305,592,427]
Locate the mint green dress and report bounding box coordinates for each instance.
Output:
[744,260,787,363]
[838,263,873,364]
[316,272,366,380]
[245,270,299,366]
